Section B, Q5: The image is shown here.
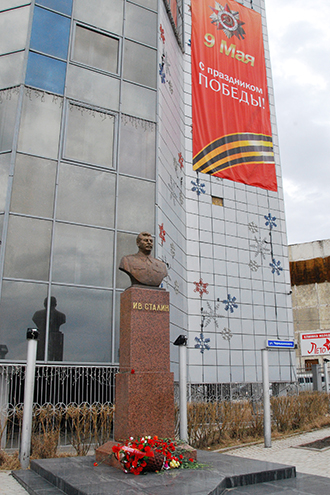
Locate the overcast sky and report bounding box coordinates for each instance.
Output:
[264,0,330,246]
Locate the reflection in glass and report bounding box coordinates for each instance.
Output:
[0,281,47,360]
[123,40,156,88]
[4,216,52,281]
[33,296,66,361]
[36,0,73,16]
[115,232,141,289]
[0,52,25,89]
[114,291,121,362]
[73,25,119,74]
[52,223,114,287]
[0,214,3,246]
[17,89,63,159]
[25,52,67,95]
[0,5,30,56]
[119,116,155,179]
[73,0,123,36]
[0,87,19,152]
[66,64,120,111]
[131,0,157,11]
[117,176,155,233]
[30,7,71,60]
[0,153,10,211]
[50,285,112,363]
[121,82,156,122]
[125,3,157,47]
[11,154,56,217]
[57,163,116,227]
[65,103,115,168]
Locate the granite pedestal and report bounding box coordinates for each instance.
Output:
[114,286,174,441]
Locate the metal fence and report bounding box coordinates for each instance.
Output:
[0,365,118,450]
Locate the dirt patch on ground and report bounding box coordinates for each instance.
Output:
[298,436,330,451]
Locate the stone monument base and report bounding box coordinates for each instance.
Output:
[114,286,174,441]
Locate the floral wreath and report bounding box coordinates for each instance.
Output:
[108,436,195,475]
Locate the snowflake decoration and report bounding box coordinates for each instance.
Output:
[191,178,206,196]
[221,327,232,341]
[162,51,171,75]
[178,152,184,169]
[248,221,258,233]
[269,258,283,276]
[249,260,259,272]
[161,273,172,290]
[170,242,176,258]
[160,255,171,270]
[168,80,173,94]
[174,280,179,295]
[250,235,270,261]
[264,213,277,230]
[222,294,238,313]
[159,24,165,44]
[195,333,211,353]
[201,301,223,329]
[194,278,209,298]
[159,63,166,84]
[159,223,166,245]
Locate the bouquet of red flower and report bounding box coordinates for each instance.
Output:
[112,436,181,475]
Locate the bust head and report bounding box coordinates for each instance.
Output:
[136,232,153,255]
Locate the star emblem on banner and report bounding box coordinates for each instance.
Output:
[209,2,245,40]
[194,278,209,298]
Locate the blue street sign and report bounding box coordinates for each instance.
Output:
[267,340,295,349]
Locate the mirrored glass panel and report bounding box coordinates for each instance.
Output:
[114,290,121,361]
[50,285,112,363]
[74,0,123,36]
[117,176,155,233]
[0,87,19,152]
[17,89,63,159]
[123,40,156,88]
[73,25,119,74]
[125,3,157,47]
[66,64,120,111]
[56,163,116,227]
[1,1,31,11]
[25,52,67,95]
[0,5,30,56]
[0,214,4,246]
[119,116,155,179]
[65,103,115,168]
[52,223,114,287]
[4,216,52,281]
[10,153,56,217]
[30,7,70,59]
[121,82,156,121]
[130,0,157,11]
[0,280,48,361]
[0,52,25,89]
[32,294,67,362]
[0,153,10,212]
[36,0,73,16]
[116,232,139,289]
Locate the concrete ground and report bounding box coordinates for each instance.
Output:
[2,427,330,494]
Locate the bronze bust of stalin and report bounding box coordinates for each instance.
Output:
[119,232,167,288]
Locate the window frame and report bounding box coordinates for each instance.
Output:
[70,21,121,78]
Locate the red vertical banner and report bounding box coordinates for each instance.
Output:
[191,0,277,191]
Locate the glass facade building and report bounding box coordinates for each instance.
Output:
[0,0,295,384]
